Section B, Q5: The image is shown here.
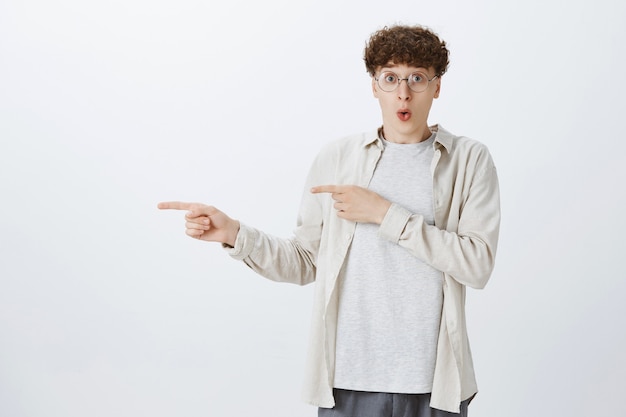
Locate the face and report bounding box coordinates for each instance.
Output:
[372,63,441,144]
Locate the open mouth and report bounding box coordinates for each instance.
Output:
[397,110,411,121]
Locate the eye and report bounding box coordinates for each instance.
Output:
[382,72,397,83]
[410,73,425,83]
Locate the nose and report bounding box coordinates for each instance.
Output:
[397,78,411,100]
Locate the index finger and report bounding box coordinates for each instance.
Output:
[157,201,194,211]
[311,185,344,194]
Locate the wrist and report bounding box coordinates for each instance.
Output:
[225,220,240,247]
[376,200,392,224]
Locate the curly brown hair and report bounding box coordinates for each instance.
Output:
[364,25,450,77]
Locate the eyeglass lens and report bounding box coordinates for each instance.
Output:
[377,71,431,93]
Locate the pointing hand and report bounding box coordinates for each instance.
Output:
[158,201,240,247]
[310,185,391,224]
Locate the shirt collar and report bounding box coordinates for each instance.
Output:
[431,124,453,153]
[360,128,382,149]
[362,124,453,152]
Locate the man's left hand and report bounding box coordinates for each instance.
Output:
[311,185,391,224]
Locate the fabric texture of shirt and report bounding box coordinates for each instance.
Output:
[225,125,501,413]
[334,133,443,394]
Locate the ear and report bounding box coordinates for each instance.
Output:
[371,77,379,98]
[434,77,441,99]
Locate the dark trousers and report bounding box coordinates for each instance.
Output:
[318,389,469,417]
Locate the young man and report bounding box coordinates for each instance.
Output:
[159,25,500,416]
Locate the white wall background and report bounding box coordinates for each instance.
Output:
[1,0,625,416]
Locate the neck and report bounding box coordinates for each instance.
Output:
[381,125,432,144]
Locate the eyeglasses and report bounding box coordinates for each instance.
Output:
[375,71,438,93]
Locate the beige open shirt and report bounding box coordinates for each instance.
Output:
[225,125,501,413]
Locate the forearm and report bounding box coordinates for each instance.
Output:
[225,223,317,286]
[379,203,499,289]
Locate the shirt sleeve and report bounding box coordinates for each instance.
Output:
[378,203,413,243]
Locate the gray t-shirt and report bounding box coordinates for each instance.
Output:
[333,133,444,394]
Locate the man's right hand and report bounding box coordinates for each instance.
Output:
[157,201,240,247]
